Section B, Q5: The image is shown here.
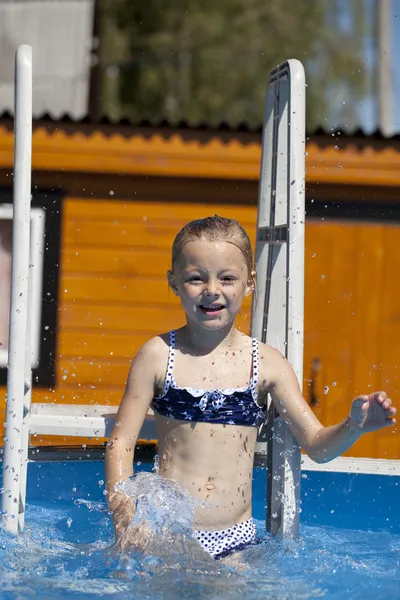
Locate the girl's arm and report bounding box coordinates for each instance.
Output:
[105,337,162,538]
[265,348,397,463]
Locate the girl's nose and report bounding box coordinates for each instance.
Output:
[204,280,219,296]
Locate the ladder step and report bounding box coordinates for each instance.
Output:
[257,224,288,244]
[29,403,156,440]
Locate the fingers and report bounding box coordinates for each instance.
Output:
[364,391,396,413]
[383,398,397,425]
[386,406,397,419]
[352,395,369,407]
[373,391,387,402]
[354,391,388,405]
[373,392,397,424]
[353,391,397,429]
[376,393,390,408]
[385,414,396,427]
[376,394,396,415]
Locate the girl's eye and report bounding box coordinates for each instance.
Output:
[222,277,236,284]
[187,276,203,283]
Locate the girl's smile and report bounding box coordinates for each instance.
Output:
[198,303,225,317]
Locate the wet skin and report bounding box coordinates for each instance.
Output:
[156,410,258,530]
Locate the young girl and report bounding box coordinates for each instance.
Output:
[105,215,396,560]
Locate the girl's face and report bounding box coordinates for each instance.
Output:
[169,239,255,331]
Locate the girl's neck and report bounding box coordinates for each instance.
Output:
[180,322,239,354]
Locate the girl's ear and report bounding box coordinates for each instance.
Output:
[244,270,256,297]
[167,270,179,296]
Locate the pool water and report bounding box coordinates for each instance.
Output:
[1,459,399,600]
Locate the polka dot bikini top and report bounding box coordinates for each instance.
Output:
[151,331,265,428]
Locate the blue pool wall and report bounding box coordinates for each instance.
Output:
[1,459,397,534]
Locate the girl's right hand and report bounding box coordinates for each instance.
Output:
[117,522,154,553]
[108,491,135,540]
[109,491,153,553]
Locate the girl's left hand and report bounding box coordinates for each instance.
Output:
[349,391,397,433]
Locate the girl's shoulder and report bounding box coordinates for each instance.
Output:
[134,334,170,370]
[139,333,170,354]
[133,334,171,393]
[255,340,288,393]
[256,340,284,361]
[243,333,282,359]
[259,342,293,392]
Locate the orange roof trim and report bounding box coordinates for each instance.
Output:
[1,125,400,186]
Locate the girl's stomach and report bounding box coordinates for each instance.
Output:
[155,415,258,530]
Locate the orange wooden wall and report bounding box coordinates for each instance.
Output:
[58,197,257,403]
[304,220,399,458]
[0,123,399,458]
[1,193,398,458]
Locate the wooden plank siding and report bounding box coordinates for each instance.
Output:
[1,195,398,458]
[0,122,399,457]
[49,198,254,448]
[304,221,400,459]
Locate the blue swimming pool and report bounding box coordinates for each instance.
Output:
[1,455,399,599]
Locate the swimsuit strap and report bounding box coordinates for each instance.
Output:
[161,331,259,396]
[250,338,259,392]
[161,330,176,396]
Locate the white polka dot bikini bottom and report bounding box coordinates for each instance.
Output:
[193,518,257,560]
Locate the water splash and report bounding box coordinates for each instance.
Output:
[113,472,209,562]
[117,472,198,535]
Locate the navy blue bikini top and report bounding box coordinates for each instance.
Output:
[151,331,265,428]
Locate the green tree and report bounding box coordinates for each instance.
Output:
[99,0,368,129]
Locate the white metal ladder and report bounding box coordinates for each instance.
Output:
[252,60,306,538]
[0,46,155,535]
[1,48,305,537]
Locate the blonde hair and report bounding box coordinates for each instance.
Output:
[171,215,253,274]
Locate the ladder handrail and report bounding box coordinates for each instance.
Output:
[1,45,33,535]
[252,59,305,538]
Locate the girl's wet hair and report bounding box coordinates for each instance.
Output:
[171,215,253,274]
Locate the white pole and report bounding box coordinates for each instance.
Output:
[252,60,305,538]
[18,247,33,532]
[1,45,32,534]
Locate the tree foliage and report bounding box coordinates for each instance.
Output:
[100,0,368,128]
